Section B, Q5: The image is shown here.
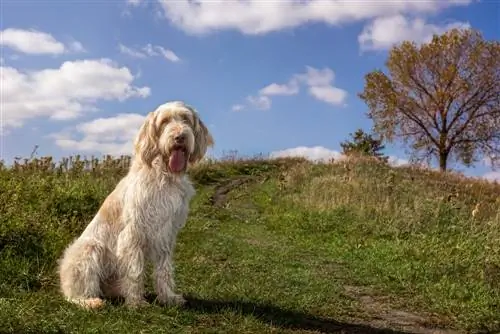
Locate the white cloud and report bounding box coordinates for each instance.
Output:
[270,146,344,163]
[483,172,500,182]
[146,44,181,62]
[270,146,410,166]
[259,80,299,96]
[157,47,180,62]
[155,0,472,35]
[69,41,86,53]
[119,43,181,62]
[295,66,334,87]
[388,156,410,167]
[308,86,347,105]
[142,44,158,56]
[0,28,84,55]
[231,104,245,112]
[126,0,143,6]
[295,67,347,106]
[358,15,471,51]
[1,58,150,128]
[119,44,147,58]
[52,113,146,155]
[246,95,272,110]
[237,66,347,111]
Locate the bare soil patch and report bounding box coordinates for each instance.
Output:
[343,286,462,334]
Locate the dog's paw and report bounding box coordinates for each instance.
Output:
[69,297,105,310]
[158,293,186,307]
[84,298,106,309]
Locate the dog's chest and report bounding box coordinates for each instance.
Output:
[142,178,195,232]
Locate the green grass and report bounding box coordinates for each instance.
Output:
[1,155,499,333]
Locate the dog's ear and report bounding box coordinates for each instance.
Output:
[189,113,214,164]
[134,111,160,167]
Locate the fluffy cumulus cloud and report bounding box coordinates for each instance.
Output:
[297,67,347,106]
[153,0,473,35]
[270,146,344,162]
[237,66,347,111]
[52,113,146,154]
[259,81,299,96]
[0,28,84,54]
[1,58,150,128]
[358,15,471,51]
[270,146,410,167]
[119,43,181,62]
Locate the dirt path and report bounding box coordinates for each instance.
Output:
[209,176,255,207]
[342,286,463,334]
[206,177,464,334]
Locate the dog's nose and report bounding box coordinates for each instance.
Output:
[174,134,185,144]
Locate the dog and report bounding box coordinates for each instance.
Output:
[58,101,214,309]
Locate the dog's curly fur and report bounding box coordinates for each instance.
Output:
[58,101,214,309]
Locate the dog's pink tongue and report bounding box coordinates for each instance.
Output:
[169,149,186,173]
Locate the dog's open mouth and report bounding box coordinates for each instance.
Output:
[168,145,188,173]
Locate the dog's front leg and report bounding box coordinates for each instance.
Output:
[154,245,186,307]
[116,224,147,307]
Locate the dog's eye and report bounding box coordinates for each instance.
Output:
[158,116,172,132]
[181,114,192,125]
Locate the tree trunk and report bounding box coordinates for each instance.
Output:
[438,131,449,172]
[439,151,448,172]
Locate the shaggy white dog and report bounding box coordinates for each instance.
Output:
[58,101,214,309]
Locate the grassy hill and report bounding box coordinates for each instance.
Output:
[1,155,499,334]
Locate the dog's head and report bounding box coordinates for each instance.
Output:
[133,101,214,173]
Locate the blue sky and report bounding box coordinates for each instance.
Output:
[1,0,499,181]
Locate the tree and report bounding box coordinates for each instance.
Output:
[340,128,388,162]
[358,28,500,172]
